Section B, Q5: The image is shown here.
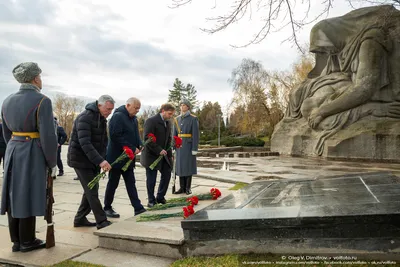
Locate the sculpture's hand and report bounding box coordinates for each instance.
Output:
[308,109,324,129]
[374,102,400,118]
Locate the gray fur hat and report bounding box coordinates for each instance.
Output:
[180,99,191,109]
[12,62,42,83]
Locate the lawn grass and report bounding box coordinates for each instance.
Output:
[228,182,249,191]
[171,253,398,267]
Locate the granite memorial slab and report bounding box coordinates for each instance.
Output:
[182,171,400,241]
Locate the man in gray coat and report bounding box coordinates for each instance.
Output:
[173,100,199,195]
[1,62,58,252]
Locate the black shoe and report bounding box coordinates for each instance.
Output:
[173,188,185,194]
[57,172,64,176]
[147,202,156,208]
[12,242,20,252]
[104,208,120,218]
[134,208,147,216]
[74,218,97,227]
[20,238,46,253]
[156,198,167,204]
[73,177,79,180]
[97,220,112,230]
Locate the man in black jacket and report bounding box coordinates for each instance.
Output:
[103,97,146,218]
[140,103,175,207]
[54,117,67,176]
[67,95,114,230]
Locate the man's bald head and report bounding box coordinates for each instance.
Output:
[126,97,141,117]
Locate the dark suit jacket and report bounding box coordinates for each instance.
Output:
[140,113,172,170]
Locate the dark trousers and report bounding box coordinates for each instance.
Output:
[6,167,36,244]
[74,168,107,224]
[104,168,143,212]
[146,160,171,203]
[57,147,63,172]
[7,210,36,244]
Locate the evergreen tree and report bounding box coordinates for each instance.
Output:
[167,78,198,114]
[168,78,185,111]
[184,83,198,111]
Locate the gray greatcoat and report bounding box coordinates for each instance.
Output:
[0,84,58,218]
[174,111,199,176]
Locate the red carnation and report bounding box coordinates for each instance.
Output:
[187,196,199,206]
[173,136,183,148]
[123,146,135,160]
[187,205,195,215]
[210,188,222,200]
[183,206,191,218]
[147,133,157,143]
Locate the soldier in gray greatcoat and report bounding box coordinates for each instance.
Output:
[173,99,199,195]
[0,62,58,253]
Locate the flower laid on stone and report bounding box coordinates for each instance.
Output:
[211,188,222,200]
[167,189,222,203]
[183,205,195,218]
[149,136,182,170]
[137,205,195,222]
[88,147,133,189]
[187,196,199,206]
[148,195,199,211]
[122,133,157,171]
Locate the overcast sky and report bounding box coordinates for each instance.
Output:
[0,0,374,111]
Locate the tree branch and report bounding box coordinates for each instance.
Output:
[170,0,399,51]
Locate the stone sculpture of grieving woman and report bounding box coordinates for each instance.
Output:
[283,5,400,155]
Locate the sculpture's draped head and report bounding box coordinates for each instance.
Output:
[307,5,398,79]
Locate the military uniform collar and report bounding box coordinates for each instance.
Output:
[20,83,40,92]
[182,111,190,118]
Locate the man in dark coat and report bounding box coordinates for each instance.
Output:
[140,103,175,207]
[0,121,6,170]
[1,62,58,252]
[173,99,199,195]
[103,97,146,218]
[54,117,67,176]
[67,95,114,230]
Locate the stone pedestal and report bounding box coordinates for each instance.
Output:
[271,117,400,162]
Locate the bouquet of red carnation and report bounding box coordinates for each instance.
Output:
[187,196,199,206]
[136,205,195,222]
[183,205,195,218]
[88,146,134,189]
[210,188,222,200]
[121,133,156,171]
[149,136,182,170]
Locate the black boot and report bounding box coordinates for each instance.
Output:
[173,176,186,194]
[186,176,192,195]
[19,217,45,253]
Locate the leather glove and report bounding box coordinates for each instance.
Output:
[192,151,198,156]
[50,166,57,178]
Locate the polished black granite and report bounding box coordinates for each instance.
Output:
[182,171,400,241]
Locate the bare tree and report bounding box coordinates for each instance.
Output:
[170,0,400,51]
[52,94,84,140]
[137,106,159,137]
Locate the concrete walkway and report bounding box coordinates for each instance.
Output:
[0,146,235,266]
[1,146,400,266]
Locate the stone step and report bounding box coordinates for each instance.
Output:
[72,247,174,267]
[94,219,185,259]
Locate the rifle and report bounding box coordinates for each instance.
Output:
[45,169,55,248]
[171,150,177,194]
